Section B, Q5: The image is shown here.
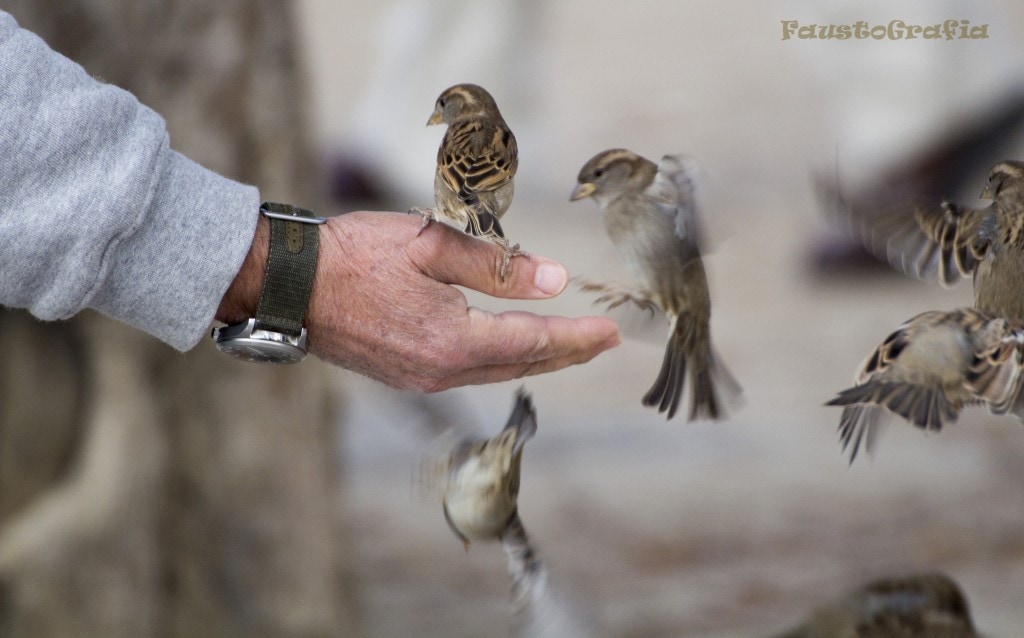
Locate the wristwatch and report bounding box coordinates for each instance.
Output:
[212,202,326,363]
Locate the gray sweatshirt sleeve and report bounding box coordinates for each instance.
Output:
[0,11,260,351]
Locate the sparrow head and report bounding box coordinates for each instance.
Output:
[570,148,658,206]
[428,83,502,126]
[981,159,1024,199]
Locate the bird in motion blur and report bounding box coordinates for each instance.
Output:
[571,149,740,420]
[438,387,537,551]
[827,307,1024,462]
[411,82,525,280]
[425,391,589,635]
[837,159,1024,319]
[770,572,979,638]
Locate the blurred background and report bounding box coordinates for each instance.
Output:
[2,0,1024,636]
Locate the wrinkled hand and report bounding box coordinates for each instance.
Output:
[218,211,620,390]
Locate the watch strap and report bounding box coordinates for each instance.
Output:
[254,202,324,336]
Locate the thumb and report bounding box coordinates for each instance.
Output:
[412,228,570,299]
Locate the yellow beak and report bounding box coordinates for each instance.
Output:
[427,110,443,126]
[980,184,992,199]
[570,182,597,201]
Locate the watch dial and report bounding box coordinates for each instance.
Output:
[218,342,305,364]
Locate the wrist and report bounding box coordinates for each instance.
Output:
[216,214,269,324]
[302,216,353,354]
[212,203,326,364]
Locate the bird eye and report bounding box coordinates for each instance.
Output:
[439,98,447,107]
[593,169,604,178]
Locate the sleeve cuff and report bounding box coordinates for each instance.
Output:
[89,150,260,351]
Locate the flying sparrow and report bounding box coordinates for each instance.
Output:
[571,149,740,420]
[412,83,526,280]
[771,572,978,638]
[833,160,1024,319]
[827,307,1024,462]
[440,387,537,550]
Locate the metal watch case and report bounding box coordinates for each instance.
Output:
[212,318,308,364]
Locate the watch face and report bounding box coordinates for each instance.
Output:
[216,339,306,364]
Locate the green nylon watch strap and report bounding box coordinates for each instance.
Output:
[254,202,322,336]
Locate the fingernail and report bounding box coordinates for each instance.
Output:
[534,262,568,295]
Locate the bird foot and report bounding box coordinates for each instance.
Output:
[499,242,530,282]
[573,278,659,313]
[408,207,436,236]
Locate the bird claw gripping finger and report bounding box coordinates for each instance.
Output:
[499,241,530,282]
[408,207,436,236]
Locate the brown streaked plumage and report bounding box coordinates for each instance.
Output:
[771,573,979,638]
[413,83,525,280]
[571,149,740,421]
[837,160,1024,319]
[441,388,537,550]
[827,307,1024,462]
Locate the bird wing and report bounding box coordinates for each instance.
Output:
[822,173,992,286]
[832,403,887,463]
[910,201,991,281]
[850,312,942,384]
[966,318,1024,414]
[442,502,471,549]
[827,311,954,462]
[647,154,705,263]
[491,388,537,501]
[502,387,537,456]
[437,118,518,208]
[444,438,481,475]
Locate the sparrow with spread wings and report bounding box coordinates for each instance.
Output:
[571,149,740,421]
[827,307,1024,462]
[838,160,1024,319]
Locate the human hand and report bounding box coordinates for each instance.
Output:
[218,211,620,390]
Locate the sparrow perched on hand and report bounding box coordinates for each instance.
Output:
[771,572,978,638]
[413,83,525,280]
[571,149,740,420]
[837,160,1024,319]
[827,307,1024,462]
[440,388,537,550]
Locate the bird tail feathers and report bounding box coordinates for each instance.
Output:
[643,313,741,421]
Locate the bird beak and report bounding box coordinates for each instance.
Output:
[427,110,443,126]
[570,182,596,201]
[980,184,992,199]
